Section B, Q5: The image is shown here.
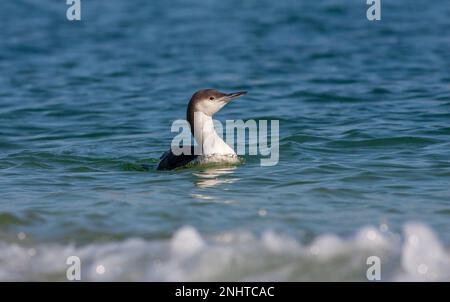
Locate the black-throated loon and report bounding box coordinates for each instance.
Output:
[157,89,247,170]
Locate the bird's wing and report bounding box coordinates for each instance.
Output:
[157,146,198,170]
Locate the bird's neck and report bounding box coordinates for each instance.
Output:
[191,111,236,156]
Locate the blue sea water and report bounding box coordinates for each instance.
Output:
[0,0,449,281]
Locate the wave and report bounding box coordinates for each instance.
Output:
[0,222,449,281]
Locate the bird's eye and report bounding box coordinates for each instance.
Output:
[209,96,215,100]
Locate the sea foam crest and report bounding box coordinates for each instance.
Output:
[0,222,449,281]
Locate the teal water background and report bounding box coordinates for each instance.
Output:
[0,0,449,280]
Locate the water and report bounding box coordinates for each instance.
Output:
[0,0,449,281]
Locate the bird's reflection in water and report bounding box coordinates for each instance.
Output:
[193,166,239,189]
[190,166,240,203]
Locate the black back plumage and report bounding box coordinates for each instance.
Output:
[156,146,198,170]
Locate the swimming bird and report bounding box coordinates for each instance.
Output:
[157,89,247,170]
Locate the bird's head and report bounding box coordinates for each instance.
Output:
[187,89,247,118]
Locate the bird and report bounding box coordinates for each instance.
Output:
[157,89,247,170]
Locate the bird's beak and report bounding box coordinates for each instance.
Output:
[222,91,247,102]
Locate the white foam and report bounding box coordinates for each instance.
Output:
[171,226,205,258]
[398,223,450,281]
[0,222,449,281]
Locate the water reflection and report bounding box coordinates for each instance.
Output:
[190,167,240,203]
[193,166,239,189]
